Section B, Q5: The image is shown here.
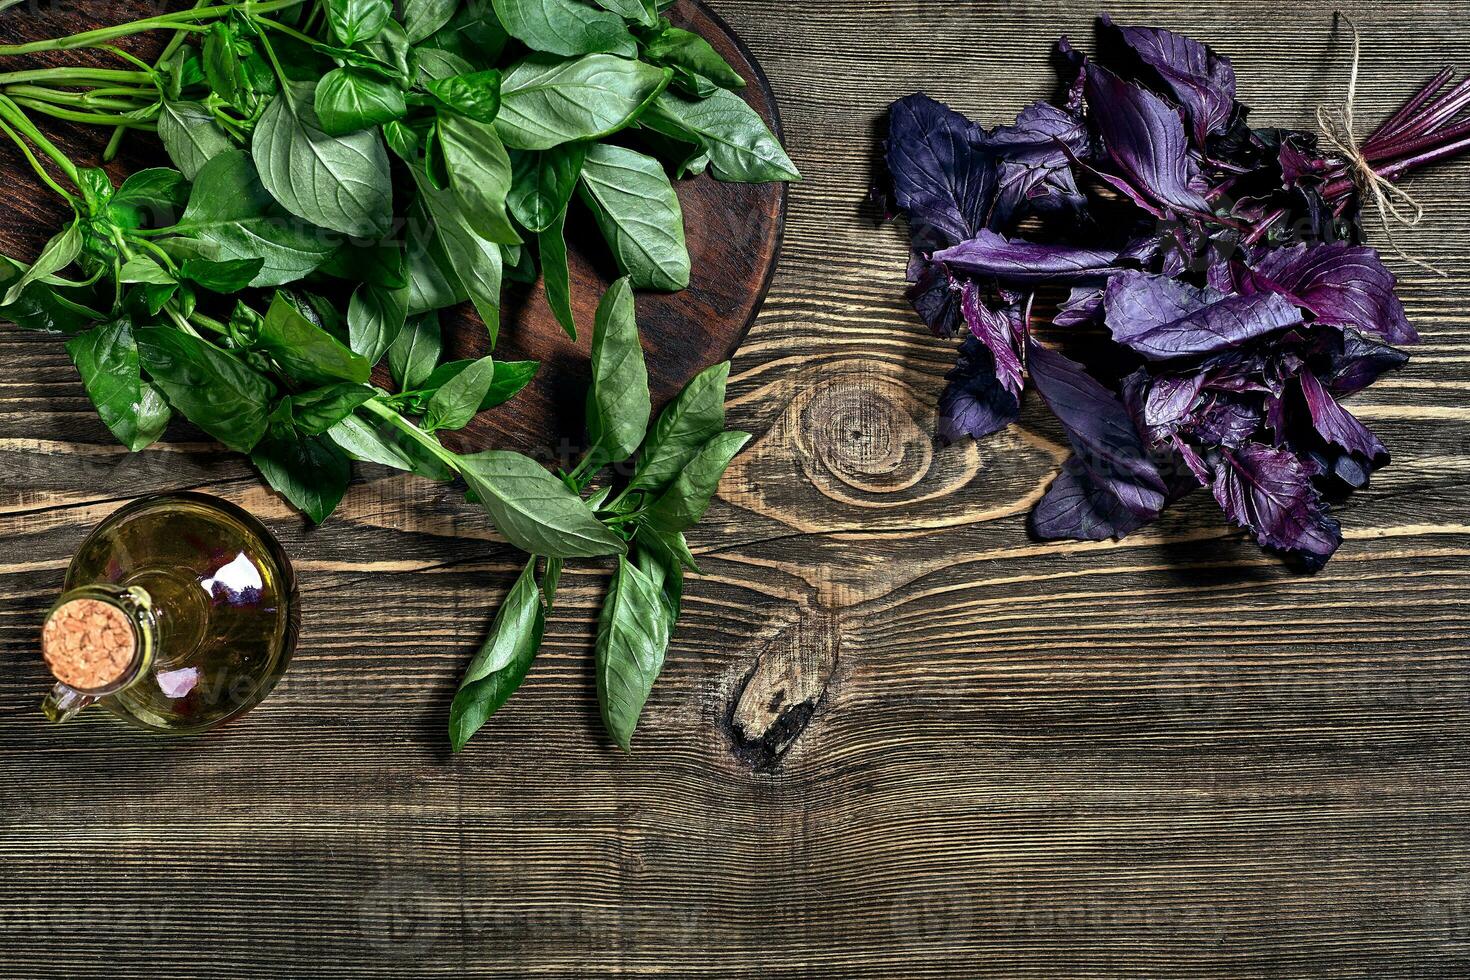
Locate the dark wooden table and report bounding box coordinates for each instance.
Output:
[2,2,1469,977]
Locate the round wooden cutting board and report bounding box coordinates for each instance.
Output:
[438,0,789,457]
[0,1,788,460]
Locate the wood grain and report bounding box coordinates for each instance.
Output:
[1,2,1469,978]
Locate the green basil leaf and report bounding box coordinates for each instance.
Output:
[0,258,105,334]
[639,24,745,92]
[596,555,670,751]
[424,354,497,432]
[426,69,502,123]
[388,311,442,390]
[109,168,187,229]
[633,526,684,626]
[449,559,545,752]
[507,143,586,233]
[118,255,174,286]
[541,557,563,611]
[136,326,274,452]
[423,5,509,66]
[496,53,670,151]
[253,83,394,238]
[202,22,250,107]
[158,101,234,180]
[290,383,375,435]
[416,47,476,84]
[594,0,658,28]
[258,291,373,385]
[587,276,649,461]
[328,412,445,478]
[315,67,407,136]
[66,319,171,452]
[359,17,412,82]
[178,256,264,292]
[492,0,636,58]
[326,0,391,46]
[404,196,467,314]
[169,150,337,288]
[419,358,539,411]
[252,425,352,525]
[458,451,627,558]
[630,360,729,493]
[402,0,459,42]
[578,143,689,292]
[643,89,800,183]
[413,173,505,344]
[347,281,408,364]
[540,208,576,341]
[437,113,520,245]
[644,430,750,532]
[320,239,407,289]
[1,222,82,308]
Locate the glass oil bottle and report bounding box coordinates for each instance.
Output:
[40,492,299,733]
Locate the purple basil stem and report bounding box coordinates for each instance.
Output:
[937,336,1021,443]
[1033,457,1159,541]
[1299,371,1389,464]
[886,93,995,251]
[936,230,1122,284]
[1100,15,1237,147]
[1242,242,1419,345]
[1209,443,1343,569]
[1083,64,1213,216]
[1027,337,1168,520]
[960,282,1025,396]
[1104,271,1303,360]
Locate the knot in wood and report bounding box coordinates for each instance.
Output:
[798,383,934,496]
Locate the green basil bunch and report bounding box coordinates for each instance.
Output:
[0,0,790,749]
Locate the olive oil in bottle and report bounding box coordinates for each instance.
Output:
[40,492,299,734]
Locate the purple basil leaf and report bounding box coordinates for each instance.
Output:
[1209,443,1342,568]
[886,93,995,251]
[960,282,1024,396]
[937,336,1020,443]
[1144,373,1206,435]
[1319,450,1372,489]
[1278,134,1329,187]
[1083,64,1213,215]
[1027,337,1167,518]
[936,229,1122,285]
[1185,395,1261,448]
[986,101,1090,158]
[1327,330,1410,397]
[1299,371,1388,463]
[984,99,1090,224]
[1104,271,1302,360]
[1033,456,1158,541]
[1054,286,1105,328]
[1055,37,1088,116]
[1100,16,1237,146]
[906,257,962,338]
[1243,242,1418,344]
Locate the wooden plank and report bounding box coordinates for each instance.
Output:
[0,1,1468,977]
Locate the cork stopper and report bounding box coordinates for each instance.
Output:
[42,598,137,691]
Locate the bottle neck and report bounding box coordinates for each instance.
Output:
[42,584,158,697]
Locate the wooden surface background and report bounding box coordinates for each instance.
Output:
[2,2,1469,977]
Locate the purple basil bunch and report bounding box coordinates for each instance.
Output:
[879,15,1467,569]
